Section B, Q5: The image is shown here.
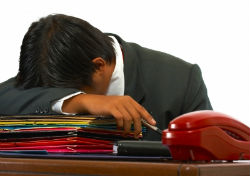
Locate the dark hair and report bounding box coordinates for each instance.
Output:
[15,14,115,89]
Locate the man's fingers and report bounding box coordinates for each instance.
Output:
[132,116,142,138]
[117,106,132,134]
[130,99,156,126]
[111,108,124,129]
[123,100,142,136]
[97,95,156,137]
[140,106,156,125]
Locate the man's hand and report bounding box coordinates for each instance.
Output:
[62,94,156,138]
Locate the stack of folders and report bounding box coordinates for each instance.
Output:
[0,115,144,154]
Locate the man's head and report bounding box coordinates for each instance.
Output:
[16,14,115,94]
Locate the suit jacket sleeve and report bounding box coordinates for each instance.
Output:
[0,78,79,115]
[181,64,213,113]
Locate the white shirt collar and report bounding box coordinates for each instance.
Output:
[106,36,125,96]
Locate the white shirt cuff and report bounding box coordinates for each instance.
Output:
[51,91,84,115]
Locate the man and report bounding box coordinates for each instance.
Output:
[0,14,212,140]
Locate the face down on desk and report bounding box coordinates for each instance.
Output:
[0,14,212,141]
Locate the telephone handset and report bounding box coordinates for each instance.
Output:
[162,110,250,161]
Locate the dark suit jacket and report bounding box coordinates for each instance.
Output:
[0,34,212,140]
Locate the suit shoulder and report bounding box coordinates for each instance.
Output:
[127,42,193,71]
[0,77,16,92]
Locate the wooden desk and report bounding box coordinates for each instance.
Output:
[0,156,249,176]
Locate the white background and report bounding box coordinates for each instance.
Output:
[0,0,249,126]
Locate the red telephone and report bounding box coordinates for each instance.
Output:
[162,110,250,161]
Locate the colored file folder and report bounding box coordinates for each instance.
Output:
[0,115,144,154]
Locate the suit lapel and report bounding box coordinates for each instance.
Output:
[109,34,146,103]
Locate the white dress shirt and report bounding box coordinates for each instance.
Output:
[51,36,125,114]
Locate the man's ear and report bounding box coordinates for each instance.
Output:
[92,57,106,72]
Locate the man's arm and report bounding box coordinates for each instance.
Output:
[181,64,213,113]
[62,94,156,138]
[0,78,80,115]
[0,78,156,138]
